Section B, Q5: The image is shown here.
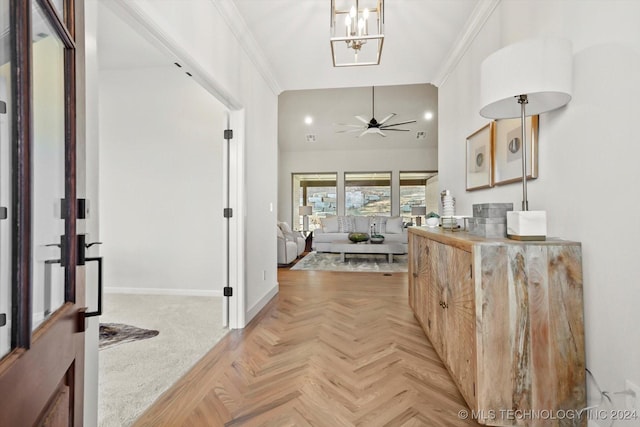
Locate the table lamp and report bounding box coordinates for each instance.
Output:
[480,38,572,240]
[411,206,427,226]
[299,205,313,231]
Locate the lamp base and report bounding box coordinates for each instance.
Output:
[506,211,547,241]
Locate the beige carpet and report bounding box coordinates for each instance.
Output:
[290,251,408,273]
[98,293,227,427]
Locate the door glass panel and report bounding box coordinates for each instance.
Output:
[0,0,13,357]
[51,0,64,19]
[31,2,66,330]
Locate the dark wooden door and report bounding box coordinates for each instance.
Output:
[0,0,85,425]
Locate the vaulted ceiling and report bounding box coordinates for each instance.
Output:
[232,0,479,91]
[96,0,491,152]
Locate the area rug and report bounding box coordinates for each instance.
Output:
[291,251,407,273]
[99,323,159,350]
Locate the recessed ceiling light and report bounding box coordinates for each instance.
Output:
[304,116,313,125]
[424,111,434,121]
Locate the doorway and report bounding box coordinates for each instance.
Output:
[87,1,238,425]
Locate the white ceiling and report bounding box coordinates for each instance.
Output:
[232,0,479,91]
[279,83,438,152]
[95,0,484,152]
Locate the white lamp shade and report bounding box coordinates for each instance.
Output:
[480,38,573,119]
[411,206,427,216]
[299,206,313,216]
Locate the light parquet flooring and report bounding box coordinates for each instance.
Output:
[133,270,480,427]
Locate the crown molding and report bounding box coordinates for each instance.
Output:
[433,0,501,88]
[210,0,283,96]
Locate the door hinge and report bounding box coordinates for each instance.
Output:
[223,208,233,218]
[0,207,6,220]
[0,313,6,327]
[224,129,233,140]
[0,100,6,114]
[223,287,233,297]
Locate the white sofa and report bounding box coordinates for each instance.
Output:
[312,215,408,253]
[277,222,305,265]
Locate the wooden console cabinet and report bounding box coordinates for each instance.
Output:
[408,228,585,426]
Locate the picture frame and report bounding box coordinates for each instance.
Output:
[493,115,539,186]
[466,123,494,191]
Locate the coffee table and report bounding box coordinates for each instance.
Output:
[330,240,406,263]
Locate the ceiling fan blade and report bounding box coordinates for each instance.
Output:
[378,113,396,125]
[382,128,411,132]
[374,128,386,137]
[381,120,417,128]
[336,128,365,133]
[335,123,364,127]
[357,129,370,138]
[355,115,370,125]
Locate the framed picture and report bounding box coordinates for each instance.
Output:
[466,123,494,191]
[493,115,539,185]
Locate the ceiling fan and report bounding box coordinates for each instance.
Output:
[336,87,417,137]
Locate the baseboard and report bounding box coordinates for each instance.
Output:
[104,287,223,297]
[245,282,279,323]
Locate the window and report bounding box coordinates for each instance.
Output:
[344,172,391,217]
[400,171,438,224]
[292,173,337,231]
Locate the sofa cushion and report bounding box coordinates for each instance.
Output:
[321,216,339,233]
[355,216,371,233]
[386,216,403,234]
[337,216,356,232]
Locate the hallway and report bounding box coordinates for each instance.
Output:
[133,270,478,426]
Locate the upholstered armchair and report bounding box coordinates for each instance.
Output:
[277,222,305,257]
[277,225,298,265]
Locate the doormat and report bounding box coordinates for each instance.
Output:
[99,323,159,350]
[290,251,407,273]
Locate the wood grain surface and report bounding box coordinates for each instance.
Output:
[134,270,480,426]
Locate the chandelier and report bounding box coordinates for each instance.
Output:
[330,0,384,67]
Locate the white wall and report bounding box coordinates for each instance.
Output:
[105,0,279,318]
[278,147,437,225]
[82,1,100,424]
[99,66,225,295]
[439,0,640,416]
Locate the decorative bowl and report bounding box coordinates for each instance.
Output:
[348,232,369,243]
[370,234,385,244]
[426,217,439,227]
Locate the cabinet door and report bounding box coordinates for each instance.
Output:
[409,234,431,326]
[445,247,477,409]
[427,240,446,358]
[408,233,417,312]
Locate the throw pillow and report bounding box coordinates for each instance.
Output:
[354,216,371,233]
[337,216,356,233]
[321,216,339,233]
[370,216,388,234]
[385,216,403,234]
[279,222,292,233]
